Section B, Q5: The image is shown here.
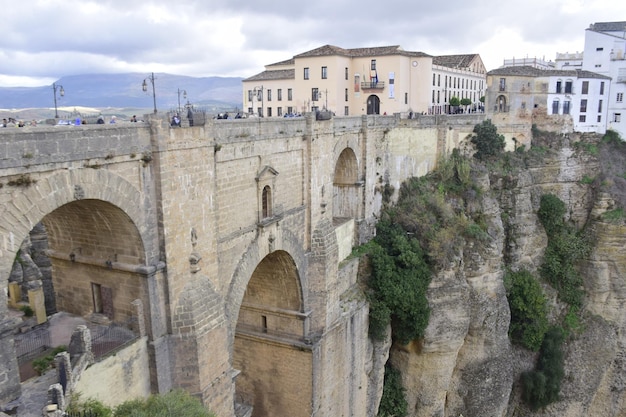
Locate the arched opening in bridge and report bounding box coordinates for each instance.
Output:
[233,250,312,417]
[6,199,147,383]
[366,95,380,115]
[333,148,361,261]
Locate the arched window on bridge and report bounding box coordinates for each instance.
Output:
[256,165,279,224]
[262,185,272,219]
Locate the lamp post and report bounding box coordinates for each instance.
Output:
[177,88,187,113]
[52,82,64,118]
[142,72,157,114]
[253,86,263,117]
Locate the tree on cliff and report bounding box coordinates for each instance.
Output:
[470,119,506,160]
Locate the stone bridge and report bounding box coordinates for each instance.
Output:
[0,113,488,417]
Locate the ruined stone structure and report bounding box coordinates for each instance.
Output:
[0,113,485,416]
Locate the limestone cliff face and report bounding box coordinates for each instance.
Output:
[383,134,626,417]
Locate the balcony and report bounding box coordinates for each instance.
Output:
[361,81,385,90]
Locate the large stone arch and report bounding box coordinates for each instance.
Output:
[0,168,153,403]
[225,227,307,334]
[226,227,311,417]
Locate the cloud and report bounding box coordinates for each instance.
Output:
[1,0,625,86]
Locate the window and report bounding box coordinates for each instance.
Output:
[345,88,348,101]
[247,107,253,114]
[371,59,376,70]
[499,78,506,92]
[312,88,319,101]
[565,81,573,94]
[257,107,263,117]
[345,67,348,80]
[257,89,263,101]
[598,115,602,123]
[248,90,253,102]
[596,47,604,51]
[556,81,562,93]
[552,100,559,115]
[277,89,282,101]
[600,82,605,95]
[613,113,621,122]
[617,92,624,103]
[287,106,293,114]
[432,90,435,103]
[433,74,436,85]
[288,88,293,101]
[267,89,272,101]
[262,185,272,218]
[598,100,603,113]
[322,66,328,79]
[344,106,349,116]
[563,101,571,114]
[582,81,589,94]
[579,115,586,122]
[580,99,587,113]
[438,74,440,87]
[304,67,309,80]
[267,107,272,117]
[277,107,282,116]
[405,92,408,105]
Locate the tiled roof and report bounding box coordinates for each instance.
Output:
[589,21,626,32]
[293,44,431,59]
[433,54,479,69]
[243,69,295,82]
[267,58,295,67]
[487,65,611,79]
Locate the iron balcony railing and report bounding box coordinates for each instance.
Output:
[361,81,385,90]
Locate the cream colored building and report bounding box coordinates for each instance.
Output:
[243,45,486,117]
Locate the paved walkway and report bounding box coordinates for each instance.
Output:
[11,312,87,417]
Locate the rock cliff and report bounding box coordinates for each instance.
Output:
[380,130,626,417]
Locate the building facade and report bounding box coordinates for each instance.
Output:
[486,66,610,134]
[243,45,486,118]
[582,21,626,138]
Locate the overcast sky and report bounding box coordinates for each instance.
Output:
[1,0,625,87]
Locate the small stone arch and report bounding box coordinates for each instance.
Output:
[496,95,508,112]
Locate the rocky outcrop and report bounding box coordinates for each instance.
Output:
[381,132,626,417]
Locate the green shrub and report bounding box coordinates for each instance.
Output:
[504,270,549,351]
[537,194,566,236]
[378,364,407,417]
[522,327,565,410]
[114,389,215,417]
[66,394,112,417]
[31,346,67,375]
[601,208,625,224]
[20,305,34,317]
[470,119,506,160]
[367,218,432,344]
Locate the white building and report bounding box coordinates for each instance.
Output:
[581,21,626,138]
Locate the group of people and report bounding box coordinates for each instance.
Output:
[2,118,37,127]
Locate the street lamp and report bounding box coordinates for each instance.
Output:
[252,86,263,117]
[52,82,64,118]
[142,72,157,114]
[177,89,187,113]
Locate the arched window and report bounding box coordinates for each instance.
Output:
[262,185,272,219]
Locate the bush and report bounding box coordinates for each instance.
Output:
[522,327,565,410]
[31,346,67,375]
[114,389,215,417]
[470,119,506,160]
[378,364,407,417]
[537,194,566,236]
[367,218,432,344]
[20,305,34,317]
[504,270,549,351]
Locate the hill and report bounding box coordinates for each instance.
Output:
[0,73,244,113]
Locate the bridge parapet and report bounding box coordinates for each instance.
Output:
[0,125,152,170]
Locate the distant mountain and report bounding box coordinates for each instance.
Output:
[0,73,244,111]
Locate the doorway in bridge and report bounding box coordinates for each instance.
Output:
[233,250,312,417]
[6,200,147,383]
[366,95,380,115]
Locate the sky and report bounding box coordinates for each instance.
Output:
[1,0,626,87]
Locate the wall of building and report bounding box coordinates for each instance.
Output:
[74,337,151,407]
